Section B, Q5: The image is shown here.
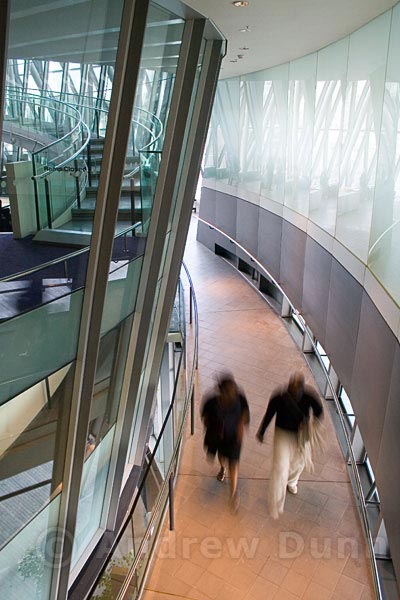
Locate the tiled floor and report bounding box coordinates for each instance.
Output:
[142,218,375,600]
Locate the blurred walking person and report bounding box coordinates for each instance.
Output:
[256,371,323,519]
[201,373,250,511]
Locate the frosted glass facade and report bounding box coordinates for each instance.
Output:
[204,4,400,304]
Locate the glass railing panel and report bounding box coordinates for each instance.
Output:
[0,479,51,548]
[72,246,143,565]
[173,348,187,435]
[123,483,169,600]
[71,426,116,568]
[92,518,137,599]
[74,0,185,572]
[118,1,184,240]
[91,465,165,600]
[0,361,75,549]
[0,493,61,600]
[138,150,161,236]
[0,221,140,325]
[155,408,173,479]
[4,0,125,257]
[0,289,84,404]
[3,86,88,233]
[168,283,181,337]
[90,263,198,599]
[101,255,144,336]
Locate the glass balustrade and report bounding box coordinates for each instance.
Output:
[0,494,61,600]
[71,426,116,568]
[0,362,73,555]
[90,264,197,599]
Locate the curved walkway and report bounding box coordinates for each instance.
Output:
[142,218,374,600]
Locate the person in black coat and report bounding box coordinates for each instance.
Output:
[256,371,323,518]
[201,374,250,510]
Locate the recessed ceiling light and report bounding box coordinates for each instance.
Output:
[233,1,249,6]
[237,55,244,59]
[238,25,252,32]
[239,47,249,51]
[230,59,238,63]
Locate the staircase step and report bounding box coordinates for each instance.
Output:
[33,228,91,247]
[72,207,138,221]
[85,183,140,194]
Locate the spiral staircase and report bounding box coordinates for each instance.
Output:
[2,86,162,246]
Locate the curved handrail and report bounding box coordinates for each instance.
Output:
[32,121,91,180]
[182,261,199,369]
[5,88,84,144]
[4,86,163,180]
[87,262,199,600]
[368,219,400,259]
[197,215,383,600]
[302,330,383,599]
[5,87,91,225]
[3,86,163,233]
[6,86,164,144]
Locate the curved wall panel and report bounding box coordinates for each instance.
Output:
[197,189,400,580]
[204,2,400,310]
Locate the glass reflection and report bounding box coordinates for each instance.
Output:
[284,53,317,217]
[309,38,348,233]
[335,11,391,261]
[367,4,400,302]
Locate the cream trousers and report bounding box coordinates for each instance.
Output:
[268,426,306,519]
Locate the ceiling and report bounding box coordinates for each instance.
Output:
[183,0,398,79]
[8,0,398,77]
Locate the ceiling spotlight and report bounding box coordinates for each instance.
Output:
[237,55,244,59]
[233,1,249,6]
[238,25,252,32]
[239,46,249,51]
[230,59,238,63]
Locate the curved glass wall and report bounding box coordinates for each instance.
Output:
[204,3,400,305]
[90,264,198,600]
[0,0,126,594]
[0,0,224,596]
[71,0,191,572]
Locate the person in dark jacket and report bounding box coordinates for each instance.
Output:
[201,374,250,511]
[256,371,323,519]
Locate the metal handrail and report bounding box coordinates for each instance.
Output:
[5,89,83,143]
[5,87,163,183]
[182,261,199,370]
[197,215,383,600]
[1,122,46,151]
[7,87,162,148]
[6,86,163,143]
[115,263,198,599]
[32,122,91,180]
[0,222,141,284]
[368,218,400,258]
[303,333,382,599]
[5,88,91,188]
[87,262,199,600]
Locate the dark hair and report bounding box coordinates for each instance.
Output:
[218,374,238,406]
